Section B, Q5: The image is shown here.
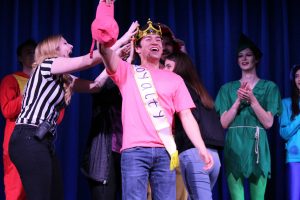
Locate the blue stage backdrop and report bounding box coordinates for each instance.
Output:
[1,0,300,199]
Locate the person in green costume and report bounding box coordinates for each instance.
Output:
[215,33,282,200]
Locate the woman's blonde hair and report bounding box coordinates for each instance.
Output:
[33,35,72,105]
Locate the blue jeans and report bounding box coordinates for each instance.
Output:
[121,147,175,200]
[179,148,221,200]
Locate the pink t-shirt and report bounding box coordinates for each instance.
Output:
[109,60,195,151]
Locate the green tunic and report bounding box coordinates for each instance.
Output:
[215,80,282,179]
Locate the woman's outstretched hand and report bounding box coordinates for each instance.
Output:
[118,21,139,46]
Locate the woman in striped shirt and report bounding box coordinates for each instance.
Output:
[8,32,134,200]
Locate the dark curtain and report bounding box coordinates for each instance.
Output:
[1,0,300,199]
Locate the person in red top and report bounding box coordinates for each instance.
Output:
[0,39,37,200]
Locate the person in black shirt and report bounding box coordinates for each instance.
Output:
[163,52,224,200]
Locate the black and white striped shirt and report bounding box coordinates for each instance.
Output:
[16,58,65,126]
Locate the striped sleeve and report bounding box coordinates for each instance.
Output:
[40,58,55,81]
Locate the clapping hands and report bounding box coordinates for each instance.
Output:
[237,82,256,105]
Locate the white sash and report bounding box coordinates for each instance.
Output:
[132,65,178,170]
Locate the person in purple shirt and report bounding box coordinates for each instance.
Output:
[81,21,138,200]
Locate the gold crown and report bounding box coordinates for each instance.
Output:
[135,19,162,42]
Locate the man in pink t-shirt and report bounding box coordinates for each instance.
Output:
[96,2,213,199]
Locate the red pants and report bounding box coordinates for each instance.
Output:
[3,152,26,200]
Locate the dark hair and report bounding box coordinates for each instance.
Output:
[290,64,300,120]
[237,33,262,61]
[17,39,37,57]
[165,52,214,109]
[160,23,183,52]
